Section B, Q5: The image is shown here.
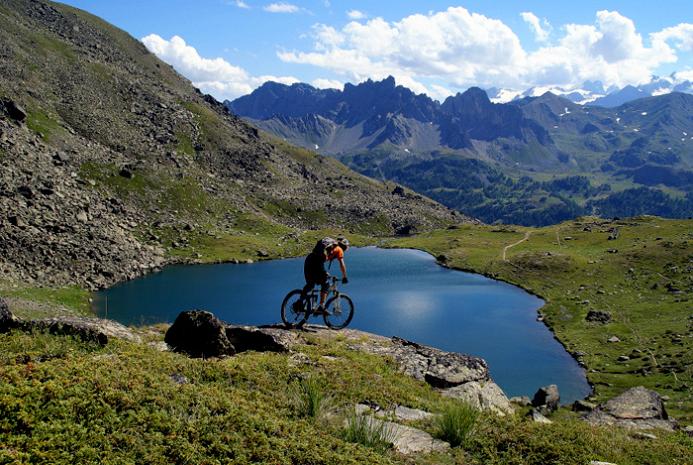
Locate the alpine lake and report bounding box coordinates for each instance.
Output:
[94,247,591,403]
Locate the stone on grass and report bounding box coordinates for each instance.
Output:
[392,406,434,422]
[442,380,514,416]
[586,310,611,323]
[225,326,290,353]
[572,400,596,412]
[528,409,553,424]
[532,384,560,414]
[0,298,19,333]
[585,386,676,431]
[165,310,235,358]
[510,396,532,406]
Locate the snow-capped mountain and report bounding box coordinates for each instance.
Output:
[487,73,693,107]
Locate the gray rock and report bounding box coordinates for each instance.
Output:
[164,310,235,358]
[532,384,560,414]
[589,461,617,465]
[632,432,657,440]
[0,99,27,122]
[27,318,110,345]
[353,416,449,455]
[442,380,514,416]
[170,373,189,385]
[586,310,611,323]
[510,395,532,406]
[391,337,489,387]
[617,355,630,362]
[607,336,621,343]
[528,409,553,424]
[572,400,596,412]
[0,297,19,333]
[392,405,434,422]
[225,325,290,353]
[585,386,677,431]
[683,425,693,437]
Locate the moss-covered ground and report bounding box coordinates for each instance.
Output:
[0,328,690,465]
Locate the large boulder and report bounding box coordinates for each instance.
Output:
[0,298,19,333]
[225,325,290,353]
[165,310,235,358]
[0,99,27,122]
[532,384,560,414]
[585,386,676,431]
[442,380,514,416]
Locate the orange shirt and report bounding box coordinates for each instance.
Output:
[327,246,344,261]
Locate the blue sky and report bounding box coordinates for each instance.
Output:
[57,1,693,100]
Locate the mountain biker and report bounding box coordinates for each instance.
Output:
[303,236,349,314]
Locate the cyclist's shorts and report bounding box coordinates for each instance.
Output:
[304,252,329,292]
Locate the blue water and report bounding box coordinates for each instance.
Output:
[93,247,590,402]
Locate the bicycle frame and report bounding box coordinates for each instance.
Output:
[304,277,340,313]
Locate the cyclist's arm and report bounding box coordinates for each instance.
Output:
[338,258,347,279]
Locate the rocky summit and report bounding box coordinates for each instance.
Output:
[0,0,463,290]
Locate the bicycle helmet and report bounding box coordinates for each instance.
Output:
[337,236,350,251]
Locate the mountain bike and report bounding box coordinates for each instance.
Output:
[280,276,354,329]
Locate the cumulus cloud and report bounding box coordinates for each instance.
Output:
[233,0,250,9]
[347,10,366,20]
[264,2,298,13]
[278,8,690,96]
[520,12,550,42]
[652,23,693,52]
[141,34,298,100]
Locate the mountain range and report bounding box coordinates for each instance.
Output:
[228,77,693,225]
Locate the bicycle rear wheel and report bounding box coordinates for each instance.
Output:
[281,289,309,328]
[323,294,354,329]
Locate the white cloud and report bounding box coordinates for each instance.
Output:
[520,12,550,42]
[311,78,343,89]
[141,34,298,100]
[347,10,366,20]
[233,0,250,9]
[264,2,298,13]
[652,23,693,52]
[278,8,688,96]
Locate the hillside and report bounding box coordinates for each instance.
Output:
[0,0,463,291]
[229,78,693,225]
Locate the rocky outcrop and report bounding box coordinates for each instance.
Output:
[0,300,135,344]
[585,386,677,431]
[346,331,512,415]
[165,310,235,358]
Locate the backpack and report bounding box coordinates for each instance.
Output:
[313,237,337,257]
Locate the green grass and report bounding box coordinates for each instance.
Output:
[342,414,396,453]
[290,376,332,421]
[1,327,690,465]
[389,217,693,420]
[0,283,91,319]
[434,402,479,448]
[26,110,62,141]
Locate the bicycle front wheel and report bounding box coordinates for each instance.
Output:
[281,289,309,328]
[323,294,354,329]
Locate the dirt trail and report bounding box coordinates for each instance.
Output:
[502,231,531,261]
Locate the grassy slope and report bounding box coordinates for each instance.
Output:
[389,217,692,421]
[1,328,691,465]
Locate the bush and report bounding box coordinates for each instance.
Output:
[434,402,479,447]
[342,413,396,452]
[290,376,331,420]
